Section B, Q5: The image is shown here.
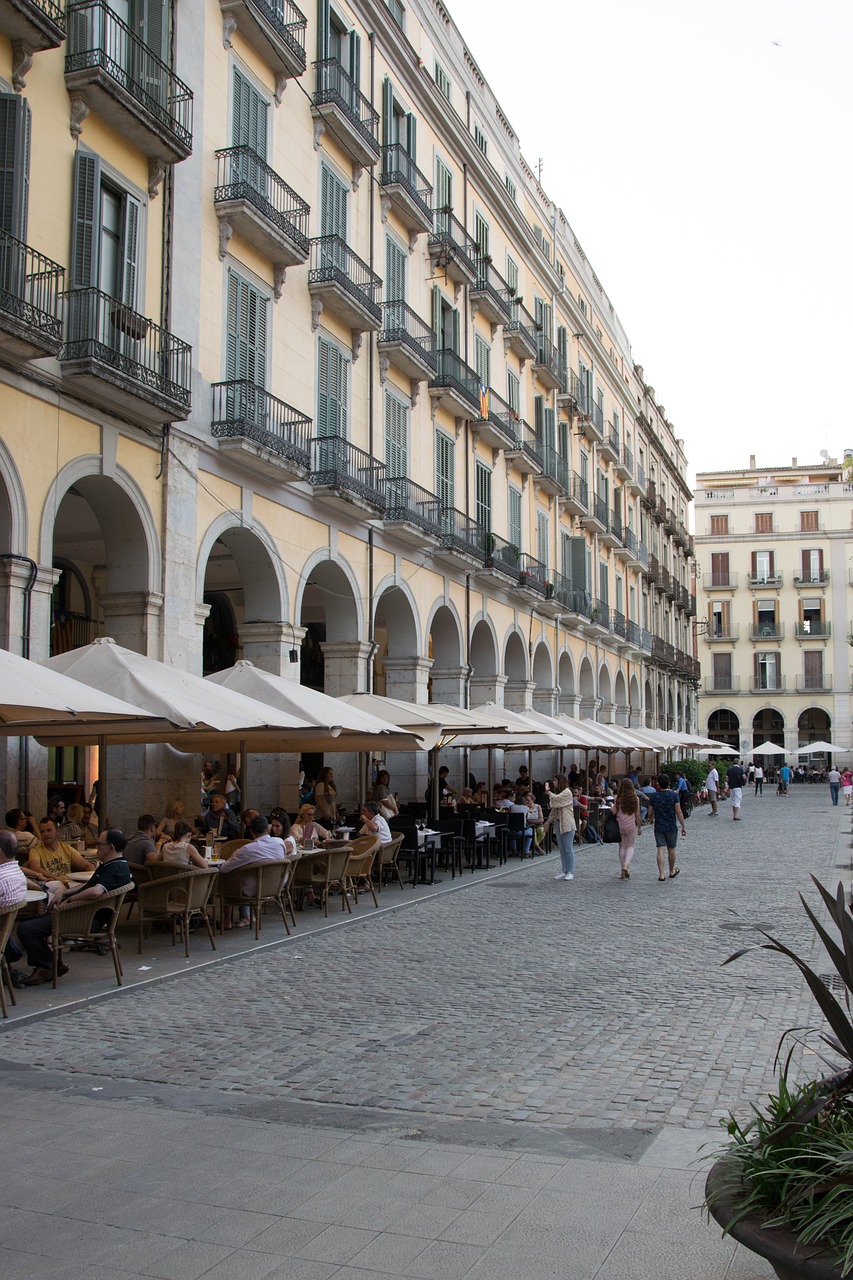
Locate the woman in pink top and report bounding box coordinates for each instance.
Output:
[156,821,208,868]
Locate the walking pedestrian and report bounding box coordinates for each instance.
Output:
[828,766,841,806]
[753,764,764,796]
[726,760,746,820]
[705,763,720,816]
[778,763,792,795]
[614,779,641,879]
[546,777,576,881]
[647,773,687,881]
[842,768,852,806]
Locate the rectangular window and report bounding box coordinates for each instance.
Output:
[615,574,623,615]
[431,285,458,352]
[473,211,489,257]
[434,60,451,101]
[232,67,269,158]
[317,334,348,437]
[710,514,728,536]
[801,548,824,582]
[579,450,589,484]
[536,510,549,571]
[435,156,452,211]
[475,461,491,531]
[474,333,490,388]
[508,485,522,551]
[710,552,730,588]
[384,389,408,477]
[755,651,779,690]
[504,174,516,202]
[70,151,142,306]
[435,430,454,510]
[318,2,360,83]
[320,163,348,240]
[226,271,268,388]
[800,509,819,532]
[598,560,608,605]
[386,0,404,26]
[385,234,406,303]
[755,512,773,533]
[710,600,730,636]
[505,255,519,299]
[751,549,775,582]
[803,650,824,689]
[506,369,520,416]
[474,123,488,156]
[713,652,732,689]
[0,93,31,240]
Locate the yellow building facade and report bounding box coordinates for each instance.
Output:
[0,0,696,813]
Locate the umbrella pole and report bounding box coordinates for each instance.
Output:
[488,748,493,801]
[240,739,248,818]
[99,733,108,830]
[430,746,439,824]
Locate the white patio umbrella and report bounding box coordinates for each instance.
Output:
[746,741,787,756]
[798,740,837,755]
[0,645,157,728]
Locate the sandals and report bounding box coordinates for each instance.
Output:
[669,868,680,879]
[658,876,666,882]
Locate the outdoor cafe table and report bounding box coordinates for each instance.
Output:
[413,828,442,885]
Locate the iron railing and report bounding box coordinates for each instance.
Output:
[504,296,538,352]
[62,287,191,407]
[794,570,830,585]
[438,507,487,562]
[66,0,193,149]
[569,370,590,415]
[484,531,521,578]
[384,477,443,536]
[590,399,604,433]
[621,443,633,475]
[569,471,589,510]
[309,434,385,507]
[308,235,382,320]
[379,300,436,369]
[795,621,831,638]
[706,625,739,642]
[749,624,784,641]
[708,571,738,588]
[517,553,549,595]
[471,254,511,323]
[380,143,433,221]
[430,347,480,411]
[211,380,311,467]
[797,674,832,691]
[592,493,608,529]
[0,229,64,345]
[540,444,569,494]
[610,509,623,542]
[429,209,478,276]
[214,147,310,252]
[610,608,627,639]
[552,574,592,619]
[504,416,542,469]
[747,572,783,588]
[312,57,379,151]
[51,611,98,656]
[533,331,567,390]
[245,0,306,70]
[704,675,740,693]
[602,425,619,456]
[752,676,785,692]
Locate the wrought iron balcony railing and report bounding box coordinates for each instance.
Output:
[794,570,829,585]
[233,0,307,71]
[470,254,511,324]
[214,147,310,252]
[797,673,832,691]
[438,506,487,562]
[428,209,478,277]
[749,623,784,641]
[309,433,385,508]
[484,531,521,578]
[708,571,738,589]
[384,476,443,536]
[0,229,64,350]
[706,625,739,642]
[610,608,627,639]
[308,235,382,321]
[621,443,633,475]
[568,370,591,415]
[380,143,433,222]
[378,300,436,369]
[503,415,542,469]
[610,509,623,542]
[569,471,589,509]
[747,572,783,588]
[211,380,311,468]
[592,493,608,530]
[62,287,191,408]
[795,620,831,638]
[704,675,740,693]
[532,330,567,391]
[503,296,538,357]
[430,347,480,410]
[517,553,549,596]
[66,0,193,151]
[539,444,569,494]
[312,57,379,152]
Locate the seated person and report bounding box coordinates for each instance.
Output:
[269,814,298,857]
[58,803,88,844]
[25,818,94,888]
[124,815,159,865]
[156,821,208,868]
[80,803,99,847]
[291,804,330,846]
[457,787,477,807]
[4,808,38,859]
[507,796,534,856]
[17,828,131,985]
[242,808,261,838]
[156,799,186,840]
[198,792,241,841]
[0,830,27,908]
[359,801,393,845]
[216,814,290,928]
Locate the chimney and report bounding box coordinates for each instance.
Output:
[749,454,756,469]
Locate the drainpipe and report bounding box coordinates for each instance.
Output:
[1,553,38,808]
[367,30,376,695]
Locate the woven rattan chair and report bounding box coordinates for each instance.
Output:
[217,838,249,861]
[50,884,130,988]
[0,903,20,1017]
[136,869,218,957]
[217,860,292,938]
[375,832,405,891]
[124,862,154,919]
[344,837,380,907]
[291,846,352,917]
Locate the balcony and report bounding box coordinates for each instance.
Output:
[629,462,645,496]
[516,552,549,600]
[625,619,651,657]
[531,332,566,393]
[60,288,191,426]
[794,571,829,587]
[705,625,739,643]
[797,674,832,692]
[0,230,64,359]
[377,300,436,382]
[651,636,676,667]
[214,147,309,279]
[503,298,538,363]
[645,554,660,586]
[428,348,480,420]
[749,623,784,642]
[624,528,648,571]
[684,588,696,616]
[582,599,611,638]
[703,675,741,694]
[211,380,311,479]
[795,620,831,639]
[610,608,628,646]
[503,417,543,476]
[219,0,306,89]
[427,210,478,291]
[752,676,786,692]
[599,426,620,466]
[472,387,521,453]
[308,236,381,340]
[747,573,783,589]
[383,477,443,547]
[432,507,488,571]
[309,434,385,515]
[537,444,569,498]
[65,0,193,169]
[707,571,738,590]
[469,256,511,332]
[311,58,379,177]
[561,470,588,516]
[617,443,633,482]
[641,477,657,511]
[477,532,521,583]
[0,0,64,88]
[552,573,592,624]
[379,143,433,241]
[601,507,623,551]
[580,492,608,536]
[655,494,667,525]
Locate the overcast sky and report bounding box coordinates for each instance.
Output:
[447,0,852,487]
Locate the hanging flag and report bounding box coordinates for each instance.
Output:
[479,384,490,418]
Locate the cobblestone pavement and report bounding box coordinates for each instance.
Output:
[2,786,847,1132]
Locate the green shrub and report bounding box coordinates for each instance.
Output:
[668,758,707,790]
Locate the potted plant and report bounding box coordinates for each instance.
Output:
[705,877,853,1278]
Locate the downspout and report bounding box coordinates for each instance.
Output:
[367,29,376,695]
[1,553,38,807]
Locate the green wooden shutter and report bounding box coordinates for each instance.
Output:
[508,486,522,550]
[435,157,451,212]
[435,431,454,509]
[475,461,491,531]
[130,0,167,62]
[385,236,406,303]
[320,163,347,239]
[431,285,442,343]
[226,273,267,387]
[384,390,407,477]
[0,94,30,240]
[382,77,394,148]
[543,406,555,451]
[569,536,587,590]
[233,68,267,159]
[121,194,140,307]
[349,30,360,85]
[70,151,101,289]
[449,307,459,354]
[317,0,329,60]
[406,111,417,160]
[318,337,347,438]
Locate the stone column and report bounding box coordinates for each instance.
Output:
[0,561,55,811]
[240,622,307,813]
[100,591,164,654]
[320,639,374,806]
[382,656,432,803]
[469,672,507,707]
[430,666,468,707]
[503,680,534,713]
[533,686,558,716]
[560,693,582,717]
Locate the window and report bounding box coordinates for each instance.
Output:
[751,549,774,582]
[710,552,730,588]
[70,151,142,306]
[475,461,491,531]
[537,510,549,571]
[506,369,520,417]
[317,334,348,437]
[0,93,30,240]
[709,514,729,536]
[505,255,519,299]
[473,123,488,156]
[434,156,452,213]
[534,295,552,342]
[755,601,777,636]
[579,450,589,485]
[710,600,730,637]
[318,0,360,83]
[615,574,623,615]
[473,211,489,258]
[803,650,824,689]
[431,285,458,352]
[504,174,516,202]
[386,0,404,26]
[800,548,824,583]
[320,163,347,240]
[385,235,406,303]
[435,431,454,510]
[224,272,269,427]
[474,333,490,389]
[598,559,608,605]
[384,389,408,477]
[801,598,823,632]
[579,295,587,317]
[232,67,269,158]
[713,652,732,690]
[755,512,773,534]
[381,77,417,155]
[434,60,451,101]
[800,510,819,532]
[508,485,522,551]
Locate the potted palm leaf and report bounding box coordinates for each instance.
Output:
[705,877,853,1278]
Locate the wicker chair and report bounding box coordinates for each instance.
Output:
[344,837,380,907]
[0,903,20,1017]
[136,869,218,957]
[124,862,154,919]
[291,846,352,917]
[216,860,293,938]
[49,884,130,988]
[375,833,405,891]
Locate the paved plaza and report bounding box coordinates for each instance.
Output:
[2,783,850,1279]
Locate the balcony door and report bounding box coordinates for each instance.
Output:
[802,548,823,582]
[752,549,773,583]
[435,430,454,520]
[803,650,824,691]
[713,652,732,691]
[435,157,452,231]
[755,651,779,691]
[710,600,730,638]
[232,68,269,196]
[320,163,348,272]
[384,389,407,480]
[225,272,268,427]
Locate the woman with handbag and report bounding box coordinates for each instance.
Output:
[546,777,577,881]
[370,769,399,819]
[614,779,641,880]
[313,767,339,825]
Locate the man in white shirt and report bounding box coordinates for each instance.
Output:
[705,765,720,816]
[216,815,290,929]
[0,830,27,909]
[359,802,392,845]
[828,767,841,807]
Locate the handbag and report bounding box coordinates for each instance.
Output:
[602,813,621,844]
[379,803,395,821]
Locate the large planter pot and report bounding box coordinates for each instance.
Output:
[705,1156,845,1280]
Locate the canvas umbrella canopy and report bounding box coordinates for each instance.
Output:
[746,741,787,756]
[338,693,515,752]
[0,645,157,728]
[798,740,837,755]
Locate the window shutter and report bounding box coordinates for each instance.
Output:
[131,0,168,62]
[384,390,407,477]
[431,285,442,343]
[120,194,140,307]
[569,536,587,590]
[317,0,329,60]
[70,150,101,289]
[406,111,417,160]
[767,549,775,576]
[385,235,405,303]
[318,339,346,438]
[449,306,459,354]
[750,550,757,577]
[543,406,555,451]
[226,274,267,387]
[817,548,824,575]
[801,549,809,580]
[0,94,30,240]
[557,325,567,366]
[349,31,361,86]
[382,77,394,148]
[317,336,329,435]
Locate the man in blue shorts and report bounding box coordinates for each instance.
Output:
[647,773,687,882]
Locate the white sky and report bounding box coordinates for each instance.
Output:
[446,0,852,487]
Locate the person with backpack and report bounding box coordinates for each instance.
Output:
[726,760,747,820]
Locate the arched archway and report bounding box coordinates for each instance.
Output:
[708,708,740,751]
[427,602,464,704]
[644,679,654,728]
[578,656,596,717]
[752,707,784,751]
[372,582,421,700]
[598,663,613,719]
[500,628,527,710]
[558,650,576,715]
[200,522,287,674]
[296,556,361,693]
[798,707,831,751]
[629,674,642,728]
[469,617,500,706]
[614,670,628,725]
[531,641,554,713]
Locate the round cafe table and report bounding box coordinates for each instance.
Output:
[25,888,47,903]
